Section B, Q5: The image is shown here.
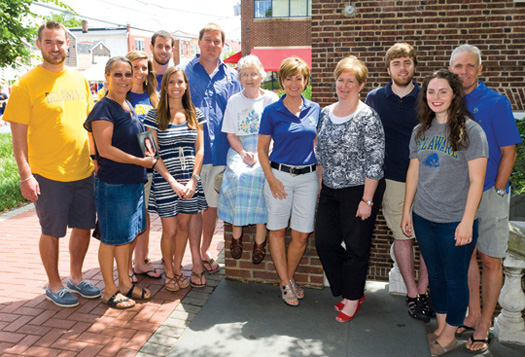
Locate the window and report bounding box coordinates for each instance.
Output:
[135,39,145,51]
[255,0,311,18]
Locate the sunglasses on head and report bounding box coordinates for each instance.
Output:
[112,72,133,78]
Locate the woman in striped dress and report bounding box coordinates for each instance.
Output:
[144,67,207,292]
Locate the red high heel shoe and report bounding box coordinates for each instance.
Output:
[334,295,365,312]
[336,302,361,322]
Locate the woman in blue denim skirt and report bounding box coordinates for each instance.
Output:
[85,56,157,309]
[401,70,488,356]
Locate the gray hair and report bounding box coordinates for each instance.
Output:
[238,55,266,80]
[450,44,482,67]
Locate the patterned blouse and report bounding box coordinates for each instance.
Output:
[316,101,385,189]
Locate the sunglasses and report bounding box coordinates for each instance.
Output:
[111,72,133,78]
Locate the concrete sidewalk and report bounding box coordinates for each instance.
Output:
[153,279,525,357]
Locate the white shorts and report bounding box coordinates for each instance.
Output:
[201,164,226,208]
[264,168,318,233]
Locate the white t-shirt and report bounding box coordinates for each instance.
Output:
[222,90,279,136]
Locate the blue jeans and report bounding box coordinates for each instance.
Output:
[413,213,478,326]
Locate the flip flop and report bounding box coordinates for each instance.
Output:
[464,334,494,354]
[455,324,475,337]
[125,283,151,300]
[101,291,135,310]
[129,272,138,284]
[134,268,162,279]
[190,271,206,288]
[202,258,220,274]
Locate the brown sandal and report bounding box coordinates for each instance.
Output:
[165,275,180,292]
[230,236,243,259]
[174,273,190,289]
[252,240,266,264]
[190,271,206,288]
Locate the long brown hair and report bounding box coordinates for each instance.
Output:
[417,69,472,151]
[157,67,198,130]
[125,51,159,108]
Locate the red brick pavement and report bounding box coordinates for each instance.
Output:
[0,206,224,356]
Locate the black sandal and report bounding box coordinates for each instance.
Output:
[102,291,135,309]
[125,283,151,300]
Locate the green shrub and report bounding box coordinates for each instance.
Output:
[0,133,28,212]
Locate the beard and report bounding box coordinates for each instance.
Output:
[154,53,170,66]
[392,76,413,87]
[42,51,66,65]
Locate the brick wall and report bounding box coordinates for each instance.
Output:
[241,0,312,55]
[311,0,525,110]
[224,223,325,288]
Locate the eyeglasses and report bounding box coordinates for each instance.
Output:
[111,72,133,78]
[241,72,260,78]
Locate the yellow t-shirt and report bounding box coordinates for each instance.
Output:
[4,66,94,182]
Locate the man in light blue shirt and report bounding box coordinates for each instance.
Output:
[183,23,242,286]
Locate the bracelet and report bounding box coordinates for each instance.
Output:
[361,198,373,207]
[20,175,33,183]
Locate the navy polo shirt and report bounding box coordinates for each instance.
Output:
[259,95,320,166]
[365,82,420,182]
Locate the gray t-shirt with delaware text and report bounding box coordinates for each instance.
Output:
[409,118,488,223]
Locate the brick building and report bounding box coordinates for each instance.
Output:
[226,0,525,288]
[311,0,525,110]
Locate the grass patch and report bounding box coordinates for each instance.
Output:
[0,133,28,213]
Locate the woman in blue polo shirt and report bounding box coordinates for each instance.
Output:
[258,57,320,307]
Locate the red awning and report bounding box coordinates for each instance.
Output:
[250,47,311,72]
[223,51,242,63]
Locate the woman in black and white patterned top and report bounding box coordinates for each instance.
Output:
[315,56,385,323]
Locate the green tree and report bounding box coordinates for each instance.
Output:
[44,12,82,28]
[0,0,70,69]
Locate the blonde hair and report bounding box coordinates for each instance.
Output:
[278,57,310,89]
[334,56,368,84]
[125,51,159,108]
[157,67,198,131]
[199,23,225,43]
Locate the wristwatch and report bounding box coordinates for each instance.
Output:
[361,198,374,207]
[191,174,200,181]
[494,187,506,197]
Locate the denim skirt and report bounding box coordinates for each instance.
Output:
[94,177,146,245]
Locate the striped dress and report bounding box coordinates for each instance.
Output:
[144,108,208,217]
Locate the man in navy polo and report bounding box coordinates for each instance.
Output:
[183,23,242,286]
[366,43,432,322]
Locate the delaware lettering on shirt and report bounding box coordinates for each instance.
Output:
[416,135,458,160]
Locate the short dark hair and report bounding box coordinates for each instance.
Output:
[38,21,68,41]
[151,30,174,48]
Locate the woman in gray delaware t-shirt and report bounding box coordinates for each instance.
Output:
[400,70,488,355]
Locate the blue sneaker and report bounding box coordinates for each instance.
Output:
[45,286,79,307]
[67,278,101,299]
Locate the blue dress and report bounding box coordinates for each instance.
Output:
[144,108,208,217]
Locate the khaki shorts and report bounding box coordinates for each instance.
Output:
[477,187,510,258]
[201,164,226,208]
[383,179,415,240]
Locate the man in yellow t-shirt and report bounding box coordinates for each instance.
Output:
[3,21,100,307]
